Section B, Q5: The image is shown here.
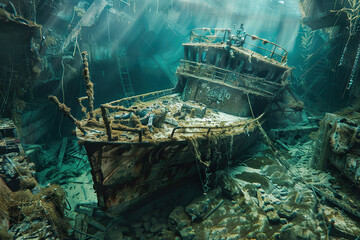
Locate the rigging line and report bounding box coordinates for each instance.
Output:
[61,57,66,104]
[246,93,276,152]
[118,0,130,6]
[69,8,75,27]
[72,34,78,57]
[33,0,36,22]
[1,52,14,115]
[246,94,328,235]
[58,57,67,138]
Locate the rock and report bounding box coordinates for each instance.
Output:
[272,232,280,239]
[149,223,167,233]
[247,230,268,240]
[282,204,292,213]
[277,208,296,220]
[185,193,212,221]
[209,227,227,237]
[280,191,288,196]
[168,206,191,231]
[233,224,251,234]
[179,226,196,240]
[280,218,288,225]
[239,216,248,224]
[228,208,236,216]
[189,188,222,221]
[270,172,294,188]
[279,225,317,240]
[263,205,275,212]
[255,232,267,239]
[280,196,287,200]
[216,205,227,217]
[227,234,241,240]
[218,217,239,227]
[254,183,262,188]
[263,196,271,205]
[261,165,286,176]
[217,172,245,200]
[267,210,280,224]
[316,213,324,221]
[279,223,294,232]
[202,219,214,228]
[158,229,177,240]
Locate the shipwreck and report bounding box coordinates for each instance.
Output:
[50,27,291,216]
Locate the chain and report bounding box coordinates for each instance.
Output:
[338,40,348,66]
[347,41,360,90]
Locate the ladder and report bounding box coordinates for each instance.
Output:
[117,50,135,97]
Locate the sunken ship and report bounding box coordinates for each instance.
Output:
[50,27,291,216]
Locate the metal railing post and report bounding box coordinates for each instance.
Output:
[101,105,113,141]
[270,45,276,59]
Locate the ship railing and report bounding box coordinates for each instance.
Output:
[178,60,283,98]
[106,88,177,107]
[240,34,288,63]
[190,28,231,44]
[189,28,288,62]
[99,88,178,142]
[170,113,264,138]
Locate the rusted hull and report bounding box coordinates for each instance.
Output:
[84,131,258,216]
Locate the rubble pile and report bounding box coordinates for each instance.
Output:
[95,150,320,240]
[0,119,69,239]
[91,115,360,240]
[6,110,360,240]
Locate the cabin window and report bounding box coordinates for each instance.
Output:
[243,63,255,74]
[210,53,217,65]
[189,48,196,61]
[215,54,221,67]
[229,58,239,70]
[271,69,283,82]
[257,70,269,78]
[184,46,189,60]
[237,61,245,72]
[201,51,207,63]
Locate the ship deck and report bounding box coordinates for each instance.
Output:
[77,93,256,144]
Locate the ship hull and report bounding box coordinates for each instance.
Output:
[84,130,259,216]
